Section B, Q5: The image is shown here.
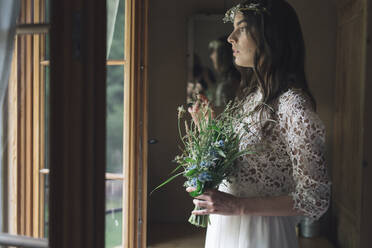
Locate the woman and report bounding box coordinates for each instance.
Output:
[208,36,241,108]
[187,0,332,247]
[187,54,216,106]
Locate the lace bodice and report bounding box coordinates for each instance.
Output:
[220,88,331,221]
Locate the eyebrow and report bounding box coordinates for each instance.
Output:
[234,20,248,27]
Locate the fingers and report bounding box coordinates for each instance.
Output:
[189,190,240,216]
[188,190,221,215]
[195,194,210,201]
[186,187,196,193]
[192,208,210,216]
[192,199,215,216]
[193,199,211,208]
[186,188,211,201]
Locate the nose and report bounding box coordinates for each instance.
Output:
[227,31,235,44]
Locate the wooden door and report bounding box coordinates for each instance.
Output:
[332,0,372,247]
[361,1,372,247]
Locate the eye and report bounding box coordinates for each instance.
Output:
[239,26,247,32]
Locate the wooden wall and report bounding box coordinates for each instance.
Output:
[361,1,372,247]
[332,0,369,247]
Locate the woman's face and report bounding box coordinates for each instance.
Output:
[209,49,218,70]
[227,12,257,68]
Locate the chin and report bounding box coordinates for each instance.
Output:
[234,60,252,68]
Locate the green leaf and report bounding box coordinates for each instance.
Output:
[185,168,198,177]
[185,157,195,163]
[217,150,226,158]
[189,180,204,197]
[150,171,184,196]
[169,163,183,175]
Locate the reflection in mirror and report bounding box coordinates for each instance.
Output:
[187,14,241,110]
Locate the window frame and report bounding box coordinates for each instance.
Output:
[5,0,47,238]
[4,0,149,246]
[47,0,148,247]
[123,0,149,247]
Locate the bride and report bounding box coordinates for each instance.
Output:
[187,0,332,247]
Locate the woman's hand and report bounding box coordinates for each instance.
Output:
[186,187,242,216]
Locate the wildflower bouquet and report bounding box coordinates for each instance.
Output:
[152,96,254,228]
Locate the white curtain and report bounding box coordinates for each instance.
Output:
[107,0,120,58]
[0,0,21,233]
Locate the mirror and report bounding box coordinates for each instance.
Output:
[187,14,241,109]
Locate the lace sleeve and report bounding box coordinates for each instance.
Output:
[277,90,331,221]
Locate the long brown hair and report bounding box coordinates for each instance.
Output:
[233,0,316,118]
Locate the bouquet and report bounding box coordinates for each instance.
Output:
[152,96,255,228]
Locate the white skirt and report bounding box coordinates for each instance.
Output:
[204,214,301,248]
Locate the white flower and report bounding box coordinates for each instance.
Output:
[177,105,186,119]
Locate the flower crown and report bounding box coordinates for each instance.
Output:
[223,2,269,23]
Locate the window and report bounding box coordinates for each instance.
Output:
[105,0,125,247]
[1,0,148,247]
[5,0,49,239]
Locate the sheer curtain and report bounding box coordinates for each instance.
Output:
[107,0,120,58]
[0,0,20,233]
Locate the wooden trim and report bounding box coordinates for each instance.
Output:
[361,1,372,247]
[123,0,133,245]
[32,0,41,238]
[38,0,46,238]
[39,63,46,238]
[15,0,45,237]
[39,0,46,236]
[49,0,106,247]
[17,0,25,234]
[6,0,46,240]
[40,168,124,181]
[17,0,30,235]
[123,0,148,247]
[331,0,367,246]
[40,60,49,66]
[139,0,149,243]
[105,173,124,180]
[123,0,134,245]
[25,0,33,235]
[140,1,149,247]
[16,24,50,35]
[107,60,126,65]
[40,60,125,66]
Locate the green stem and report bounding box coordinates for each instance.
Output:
[188,206,209,228]
[177,115,186,147]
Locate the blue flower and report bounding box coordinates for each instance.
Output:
[188,177,198,187]
[217,140,225,147]
[200,161,215,168]
[198,172,213,182]
[187,164,197,171]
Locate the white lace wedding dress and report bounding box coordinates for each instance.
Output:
[204,88,331,248]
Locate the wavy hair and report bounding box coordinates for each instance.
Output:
[232,0,316,120]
